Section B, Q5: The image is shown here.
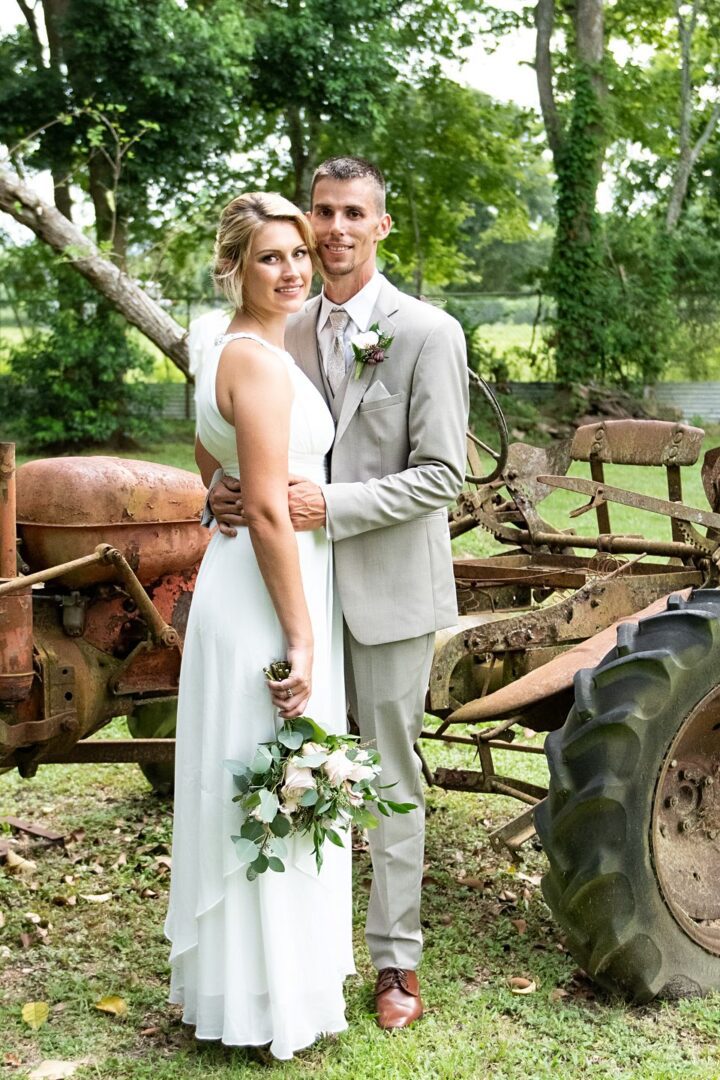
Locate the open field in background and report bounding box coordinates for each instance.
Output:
[5,429,720,1076]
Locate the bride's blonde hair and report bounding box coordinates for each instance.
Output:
[213,192,319,309]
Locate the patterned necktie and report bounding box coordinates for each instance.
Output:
[327,308,350,394]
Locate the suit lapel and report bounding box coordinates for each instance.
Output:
[288,296,327,402]
[334,279,400,446]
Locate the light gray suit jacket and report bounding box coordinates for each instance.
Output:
[285,276,469,647]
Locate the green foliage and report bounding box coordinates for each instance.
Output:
[549,60,609,382]
[0,0,251,250]
[1,244,159,451]
[350,77,548,293]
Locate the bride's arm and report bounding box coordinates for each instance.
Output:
[195,437,221,488]
[221,341,313,718]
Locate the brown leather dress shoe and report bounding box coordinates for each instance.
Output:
[375,968,423,1030]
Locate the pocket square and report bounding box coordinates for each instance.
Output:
[361,381,390,404]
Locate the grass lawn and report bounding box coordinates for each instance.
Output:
[4,431,720,1078]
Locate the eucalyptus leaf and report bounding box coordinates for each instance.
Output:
[277,728,304,750]
[267,836,288,859]
[270,814,291,837]
[232,836,260,866]
[224,758,250,776]
[252,852,269,874]
[251,746,273,774]
[315,799,332,814]
[299,787,319,806]
[258,788,280,823]
[267,857,285,873]
[299,752,328,767]
[240,819,265,841]
[246,865,258,881]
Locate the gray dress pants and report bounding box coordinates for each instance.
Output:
[344,624,435,971]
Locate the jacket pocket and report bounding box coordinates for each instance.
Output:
[358,392,405,413]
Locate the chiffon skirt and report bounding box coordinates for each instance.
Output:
[164,526,355,1059]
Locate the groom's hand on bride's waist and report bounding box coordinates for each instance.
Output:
[208,474,326,536]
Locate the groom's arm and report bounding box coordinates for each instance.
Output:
[319,317,469,542]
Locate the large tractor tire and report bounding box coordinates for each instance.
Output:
[127,700,176,796]
[535,588,720,1002]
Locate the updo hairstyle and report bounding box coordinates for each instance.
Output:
[213,192,319,309]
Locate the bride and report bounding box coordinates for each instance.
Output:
[164,193,354,1059]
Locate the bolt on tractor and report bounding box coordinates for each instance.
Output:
[4,396,720,1002]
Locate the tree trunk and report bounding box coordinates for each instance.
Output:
[0,167,190,376]
[535,0,608,383]
[665,1,720,232]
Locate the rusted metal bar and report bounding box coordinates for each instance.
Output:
[488,805,539,854]
[1,817,64,844]
[590,458,611,534]
[40,737,176,764]
[419,729,546,754]
[102,548,179,648]
[0,543,178,648]
[0,443,16,578]
[0,444,34,703]
[0,545,108,595]
[538,475,720,531]
[488,779,544,805]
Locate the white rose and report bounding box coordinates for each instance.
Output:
[351,330,379,351]
[347,762,375,784]
[323,748,356,786]
[281,762,316,813]
[301,741,326,758]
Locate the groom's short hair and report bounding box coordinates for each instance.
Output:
[311,157,386,214]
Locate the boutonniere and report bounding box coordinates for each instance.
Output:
[350,323,394,380]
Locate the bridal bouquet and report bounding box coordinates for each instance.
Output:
[224,664,415,880]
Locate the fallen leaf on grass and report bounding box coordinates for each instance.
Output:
[457,876,485,890]
[0,909,5,929]
[22,1000,49,1029]
[4,850,37,877]
[154,855,172,872]
[498,889,517,903]
[550,988,570,1002]
[20,933,33,949]
[111,853,127,869]
[140,1026,159,1036]
[52,895,77,907]
[28,1060,83,1079]
[508,977,536,995]
[94,994,128,1017]
[511,918,528,935]
[79,893,112,904]
[4,1052,22,1067]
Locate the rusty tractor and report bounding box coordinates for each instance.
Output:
[3,405,720,1003]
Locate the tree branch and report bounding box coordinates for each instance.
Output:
[534,0,563,161]
[15,0,45,67]
[0,166,190,376]
[666,1,717,231]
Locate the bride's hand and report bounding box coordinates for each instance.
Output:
[267,644,313,719]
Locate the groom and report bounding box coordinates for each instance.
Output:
[211,157,468,1028]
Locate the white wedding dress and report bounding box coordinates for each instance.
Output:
[164,331,354,1059]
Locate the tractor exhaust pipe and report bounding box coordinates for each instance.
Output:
[0,443,33,702]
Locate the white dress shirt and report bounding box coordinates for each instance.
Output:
[316,271,384,377]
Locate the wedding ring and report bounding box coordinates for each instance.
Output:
[285,687,293,700]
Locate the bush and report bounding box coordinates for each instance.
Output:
[2,244,161,451]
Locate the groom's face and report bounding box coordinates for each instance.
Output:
[309,177,391,286]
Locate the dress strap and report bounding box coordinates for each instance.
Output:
[216,331,290,363]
